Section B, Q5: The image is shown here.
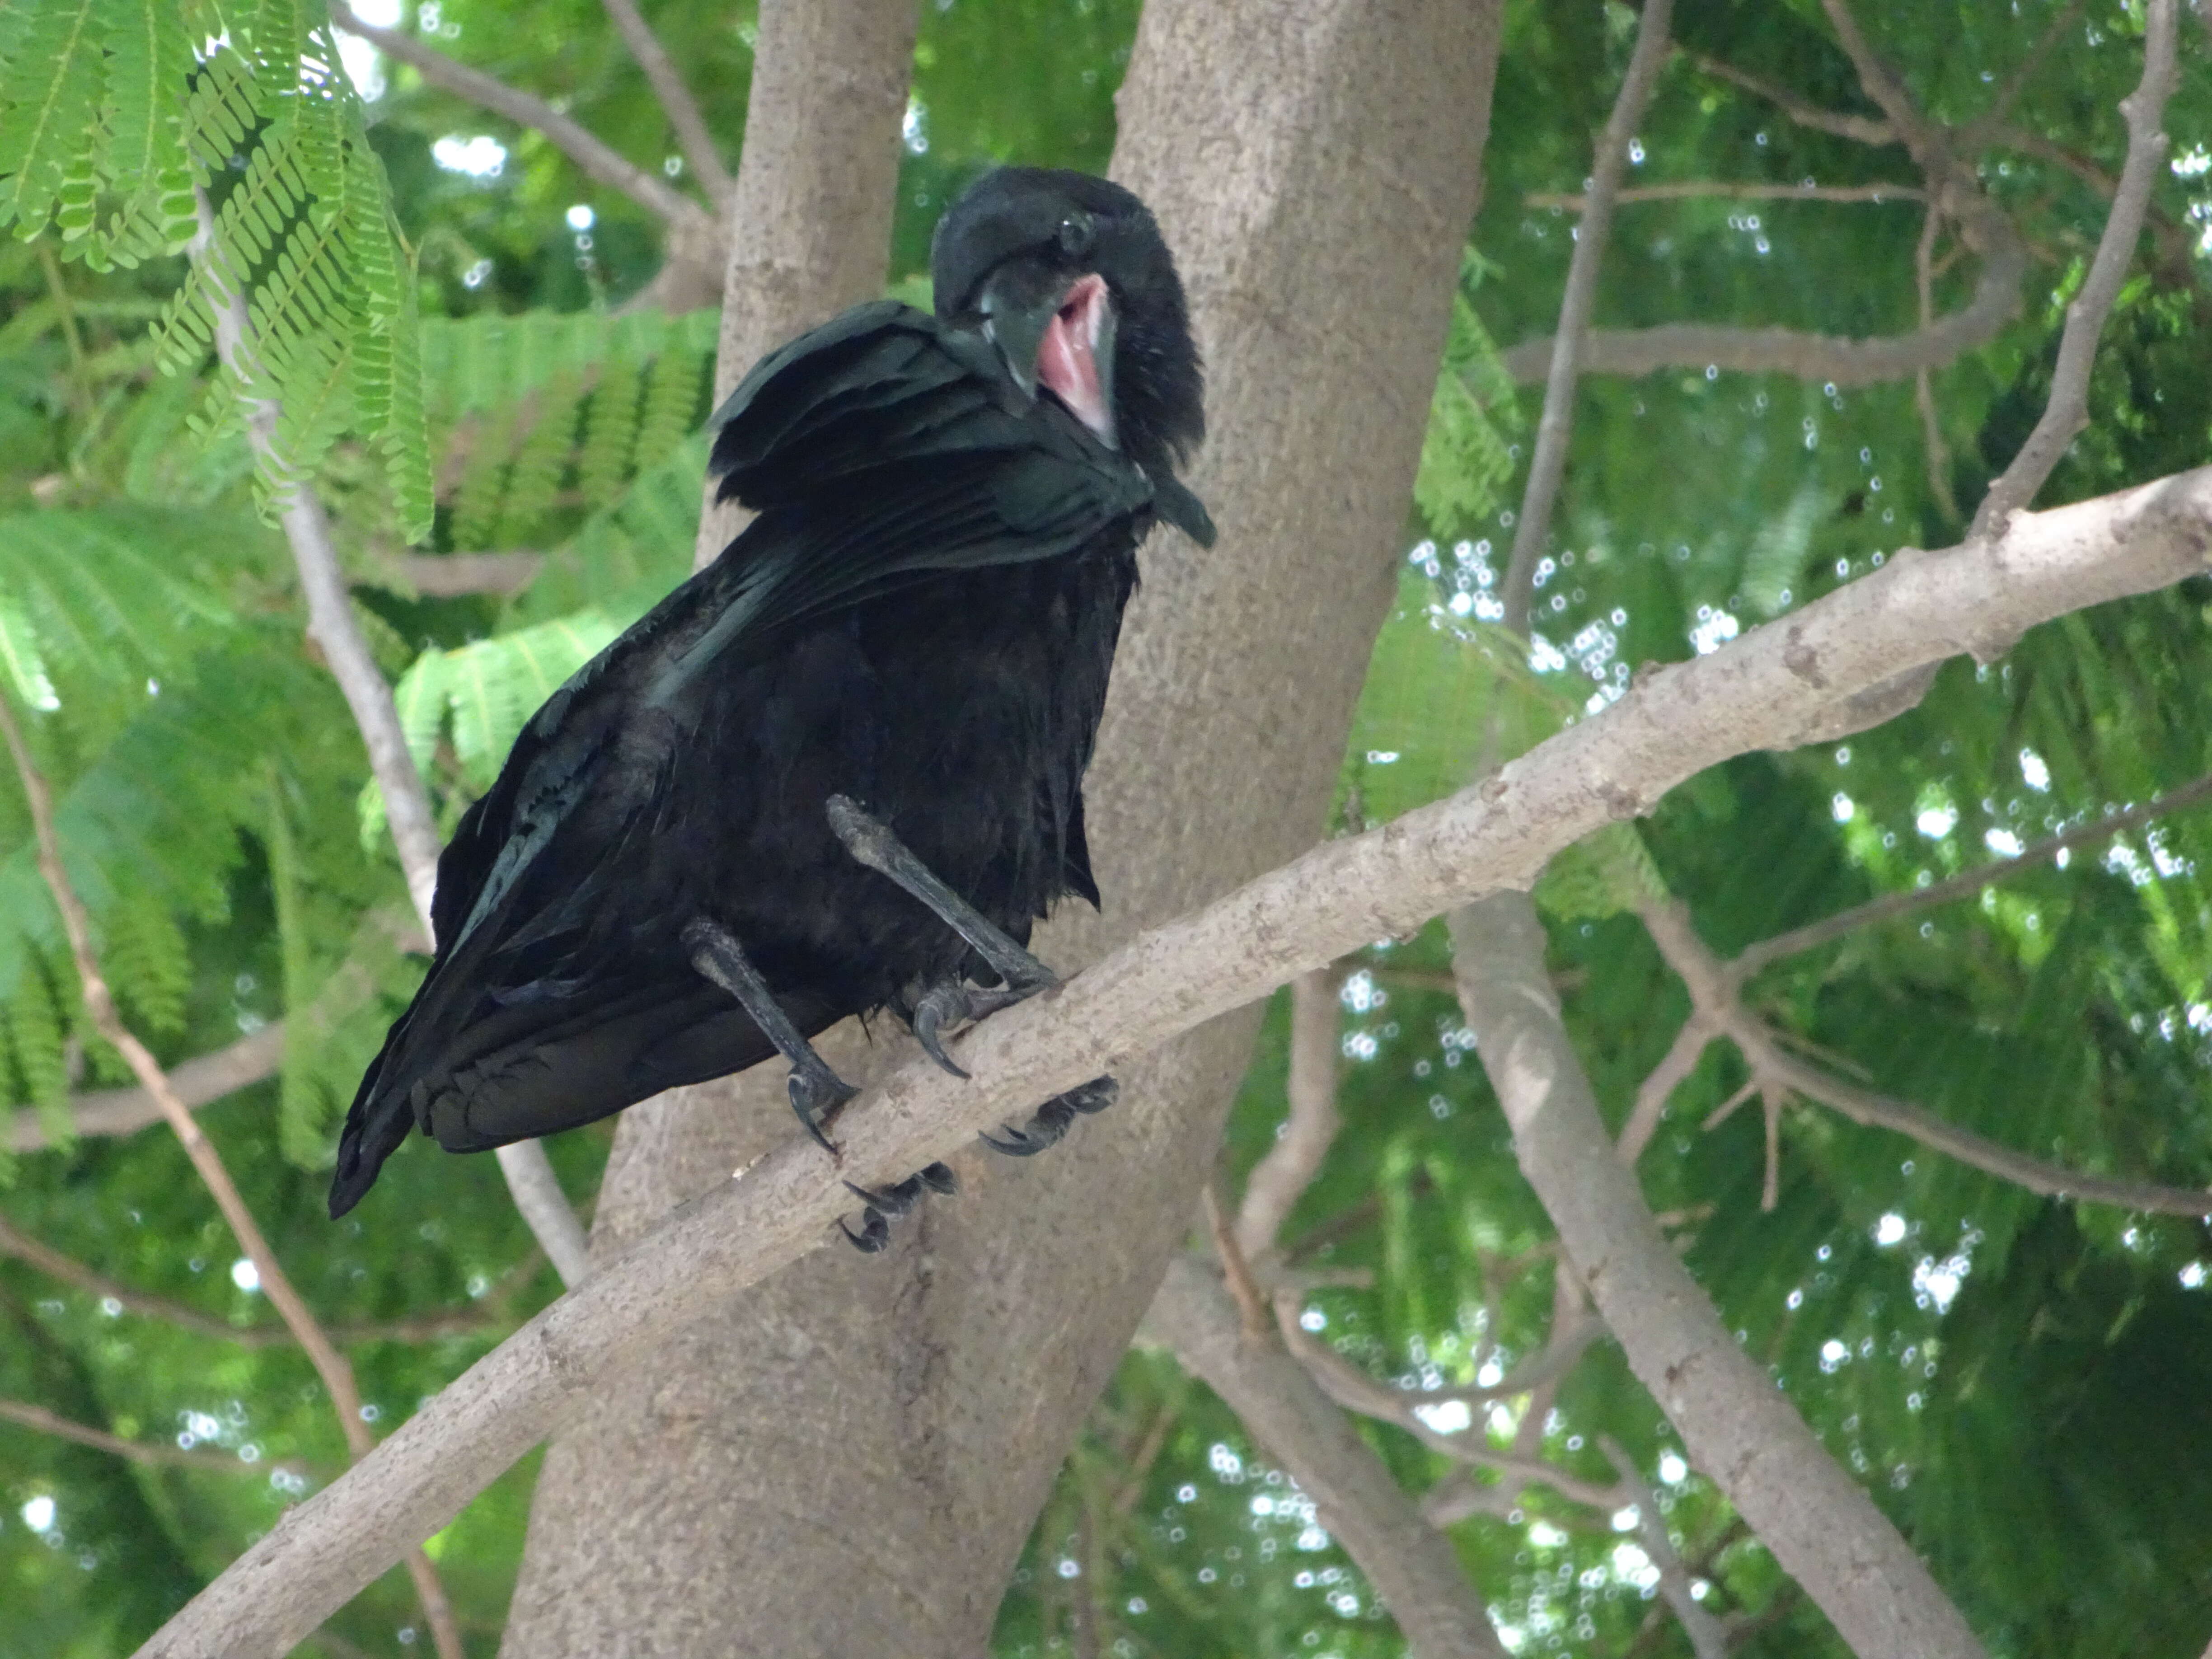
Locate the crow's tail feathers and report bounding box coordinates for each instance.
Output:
[328,1035,414,1218]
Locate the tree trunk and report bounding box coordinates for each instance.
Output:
[500,4,1501,1653]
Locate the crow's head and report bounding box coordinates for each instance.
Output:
[933,168,1205,485]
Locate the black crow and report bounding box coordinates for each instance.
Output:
[328,168,1214,1246]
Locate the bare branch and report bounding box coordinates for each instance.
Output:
[1684,50,1896,145]
[597,0,733,202]
[1737,769,2212,975]
[1201,1184,1271,1340]
[1450,895,1988,1659]
[1500,0,1674,628]
[1150,1259,1511,1659]
[0,1397,315,1477]
[129,464,2212,1659]
[1968,0,2178,537]
[0,697,464,1659]
[0,1217,506,1349]
[1526,180,1921,210]
[7,1025,283,1152]
[1616,1009,1715,1166]
[190,193,593,1293]
[327,0,710,232]
[1235,965,1345,1256]
[367,551,546,599]
[1963,0,2086,141]
[1914,206,1965,527]
[1641,898,2212,1216]
[1600,1436,1729,1659]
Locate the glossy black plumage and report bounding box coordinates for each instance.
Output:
[329,168,1211,1218]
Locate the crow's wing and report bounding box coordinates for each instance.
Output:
[332,303,1158,1213]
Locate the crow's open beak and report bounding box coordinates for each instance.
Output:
[982,271,1118,448]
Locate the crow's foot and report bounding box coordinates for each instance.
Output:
[980,1075,1118,1157]
[840,1162,958,1252]
[685,916,855,1152]
[826,797,1057,995]
[907,980,1031,1078]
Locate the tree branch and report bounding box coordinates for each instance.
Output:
[1640,896,2212,1217]
[1736,768,2212,975]
[0,697,464,1659]
[1235,965,1346,1257]
[1913,203,1964,528]
[0,1216,508,1349]
[1149,1258,1512,1659]
[0,1397,316,1477]
[1967,0,2178,537]
[1525,180,1921,210]
[127,461,2212,1659]
[7,1025,283,1152]
[367,550,546,599]
[1599,1435,1729,1659]
[597,0,733,202]
[1500,0,1674,629]
[1683,50,1896,145]
[190,194,592,1293]
[327,0,711,233]
[1449,895,1987,1659]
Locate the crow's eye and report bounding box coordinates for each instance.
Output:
[1057,215,1093,259]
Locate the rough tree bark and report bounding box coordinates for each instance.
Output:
[501,3,1501,1653]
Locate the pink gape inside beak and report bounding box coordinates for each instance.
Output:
[1036,273,1113,444]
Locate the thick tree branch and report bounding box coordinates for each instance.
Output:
[1736,769,2212,975]
[1150,1258,1511,1659]
[596,0,733,202]
[0,697,464,1659]
[327,0,711,233]
[1639,897,2212,1216]
[130,462,2212,1659]
[1235,965,1347,1258]
[1499,0,1673,628]
[1967,0,2177,537]
[0,1397,316,1477]
[1450,895,1987,1659]
[7,1025,283,1152]
[190,195,592,1293]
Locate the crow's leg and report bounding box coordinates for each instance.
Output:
[980,1075,1118,1156]
[825,796,1055,995]
[683,917,856,1152]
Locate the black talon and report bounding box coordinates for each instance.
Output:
[686,917,857,1151]
[843,1174,925,1217]
[980,1075,1118,1157]
[910,984,974,1079]
[917,1161,959,1195]
[840,1208,891,1253]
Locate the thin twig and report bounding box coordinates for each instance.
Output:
[1736,769,2212,975]
[1966,0,2178,537]
[1914,206,1964,527]
[1527,180,1921,210]
[1684,50,1895,145]
[1203,1186,1272,1342]
[0,697,466,1659]
[1500,0,1675,632]
[597,0,733,202]
[1600,1436,1729,1659]
[189,193,592,1292]
[0,1217,507,1349]
[328,0,710,231]
[371,550,546,599]
[8,1026,284,1152]
[0,1397,317,1477]
[1641,898,2212,1217]
[1235,965,1346,1257]
[1961,0,2087,144]
[1616,1009,1715,1165]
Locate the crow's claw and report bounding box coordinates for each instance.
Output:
[980,1075,1118,1157]
[687,916,857,1153]
[840,1208,891,1253]
[839,1162,959,1253]
[788,1064,859,1152]
[911,984,974,1079]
